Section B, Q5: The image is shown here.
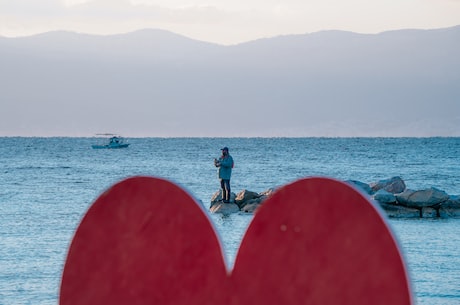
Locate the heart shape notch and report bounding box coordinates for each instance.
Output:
[60,176,413,305]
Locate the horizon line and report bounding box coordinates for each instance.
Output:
[1,24,459,46]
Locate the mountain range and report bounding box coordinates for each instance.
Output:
[1,26,459,137]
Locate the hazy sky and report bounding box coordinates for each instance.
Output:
[1,0,459,44]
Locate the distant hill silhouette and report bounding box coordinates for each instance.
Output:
[1,26,459,136]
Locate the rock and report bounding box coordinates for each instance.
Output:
[370,176,406,194]
[421,207,439,218]
[373,189,397,204]
[210,188,269,214]
[235,190,260,208]
[210,202,240,214]
[257,194,269,202]
[210,190,236,208]
[346,180,372,195]
[259,188,276,197]
[396,187,450,208]
[248,197,264,205]
[379,203,421,218]
[208,177,458,218]
[241,203,261,213]
[439,195,460,218]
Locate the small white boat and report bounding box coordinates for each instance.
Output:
[92,134,130,149]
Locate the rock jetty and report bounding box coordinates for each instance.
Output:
[209,176,460,218]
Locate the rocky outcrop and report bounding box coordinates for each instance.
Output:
[395,188,449,208]
[235,190,260,208]
[347,177,457,218]
[439,195,460,218]
[370,176,406,194]
[373,189,397,204]
[348,177,457,218]
[378,202,421,218]
[209,176,460,218]
[210,200,239,214]
[368,179,457,218]
[209,191,238,214]
[346,180,372,195]
[210,188,275,214]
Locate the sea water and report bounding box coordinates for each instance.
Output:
[0,137,459,305]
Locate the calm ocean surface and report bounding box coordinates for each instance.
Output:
[0,137,459,305]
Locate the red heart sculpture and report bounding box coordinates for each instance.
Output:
[60,176,413,305]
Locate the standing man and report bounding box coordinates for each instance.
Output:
[214,147,234,203]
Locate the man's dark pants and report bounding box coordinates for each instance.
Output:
[220,179,231,202]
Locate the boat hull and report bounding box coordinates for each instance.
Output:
[92,144,130,149]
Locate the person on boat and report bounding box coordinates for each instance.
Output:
[214,147,234,203]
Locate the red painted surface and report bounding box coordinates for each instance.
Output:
[232,177,413,305]
[60,176,413,305]
[60,177,227,305]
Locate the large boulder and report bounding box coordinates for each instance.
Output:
[210,188,271,214]
[239,192,271,213]
[370,176,406,194]
[210,190,236,208]
[346,180,372,195]
[235,190,260,209]
[210,202,240,214]
[259,188,276,197]
[379,203,421,218]
[395,187,450,208]
[439,195,460,218]
[241,202,262,213]
[373,189,397,204]
[420,207,439,218]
